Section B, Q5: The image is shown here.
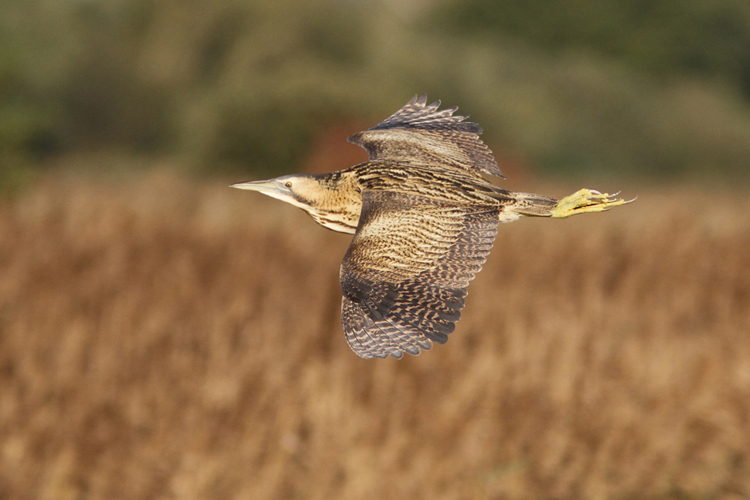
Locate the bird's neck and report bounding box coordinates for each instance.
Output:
[303,171,362,234]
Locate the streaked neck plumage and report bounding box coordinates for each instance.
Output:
[232,171,362,234]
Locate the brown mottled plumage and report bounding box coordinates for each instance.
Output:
[233,95,627,359]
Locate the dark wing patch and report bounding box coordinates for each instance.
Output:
[340,190,500,359]
[347,95,503,178]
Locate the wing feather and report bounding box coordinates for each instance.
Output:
[340,190,499,359]
[347,95,503,178]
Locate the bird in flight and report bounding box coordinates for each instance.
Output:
[233,95,627,359]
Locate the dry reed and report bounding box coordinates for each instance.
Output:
[0,173,749,499]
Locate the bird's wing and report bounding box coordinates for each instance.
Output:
[347,95,502,178]
[340,190,500,359]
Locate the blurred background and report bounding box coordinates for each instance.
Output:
[1,0,750,499]
[3,0,750,185]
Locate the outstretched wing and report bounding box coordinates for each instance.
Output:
[340,190,500,359]
[348,95,502,178]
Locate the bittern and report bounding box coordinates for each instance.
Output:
[233,95,627,359]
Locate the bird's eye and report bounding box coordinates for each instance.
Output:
[285,181,292,188]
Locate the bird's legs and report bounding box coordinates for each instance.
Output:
[549,189,628,218]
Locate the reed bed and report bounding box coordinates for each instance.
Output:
[0,173,748,499]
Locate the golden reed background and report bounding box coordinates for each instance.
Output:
[1,173,749,499]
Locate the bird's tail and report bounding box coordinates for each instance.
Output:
[505,189,628,218]
[504,191,558,217]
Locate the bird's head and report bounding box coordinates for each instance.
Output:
[232,171,361,234]
[231,174,322,211]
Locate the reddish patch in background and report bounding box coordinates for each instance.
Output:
[493,149,531,186]
[300,121,370,174]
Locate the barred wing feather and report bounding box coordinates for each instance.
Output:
[340,190,500,359]
[347,95,502,178]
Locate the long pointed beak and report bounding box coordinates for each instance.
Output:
[231,179,286,195]
[230,178,298,206]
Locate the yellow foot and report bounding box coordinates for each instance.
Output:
[550,188,629,218]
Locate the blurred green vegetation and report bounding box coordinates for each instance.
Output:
[438,0,750,92]
[2,0,750,188]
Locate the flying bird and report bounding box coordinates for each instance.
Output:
[233,95,627,359]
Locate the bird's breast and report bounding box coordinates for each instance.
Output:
[309,210,359,234]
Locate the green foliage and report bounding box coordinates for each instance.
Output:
[0,0,172,192]
[1,0,750,186]
[436,0,750,96]
[210,100,318,176]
